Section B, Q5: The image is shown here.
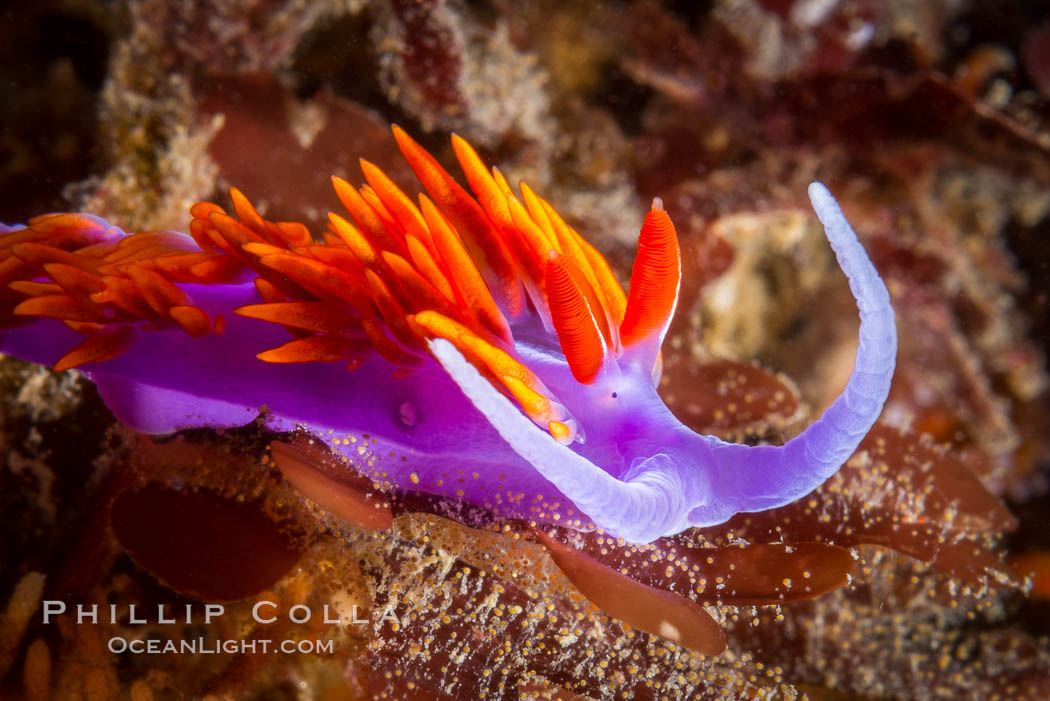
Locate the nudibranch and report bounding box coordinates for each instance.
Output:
[0,127,896,543]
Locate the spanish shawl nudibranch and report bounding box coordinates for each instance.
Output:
[0,128,896,543]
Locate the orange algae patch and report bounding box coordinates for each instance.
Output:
[269,439,393,531]
[535,530,727,655]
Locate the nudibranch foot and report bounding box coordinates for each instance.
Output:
[0,128,896,545]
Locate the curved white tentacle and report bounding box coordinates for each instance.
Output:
[701,182,897,514]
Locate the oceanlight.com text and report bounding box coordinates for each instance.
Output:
[108,637,335,655]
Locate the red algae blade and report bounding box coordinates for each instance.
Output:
[110,482,304,602]
[663,358,802,435]
[536,530,726,655]
[269,440,393,531]
[574,534,856,606]
[680,543,855,605]
[705,424,1018,585]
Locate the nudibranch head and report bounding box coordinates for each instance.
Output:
[0,127,896,543]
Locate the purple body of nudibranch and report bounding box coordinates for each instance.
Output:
[0,183,896,543]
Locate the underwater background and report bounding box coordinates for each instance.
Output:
[1,0,1050,698]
